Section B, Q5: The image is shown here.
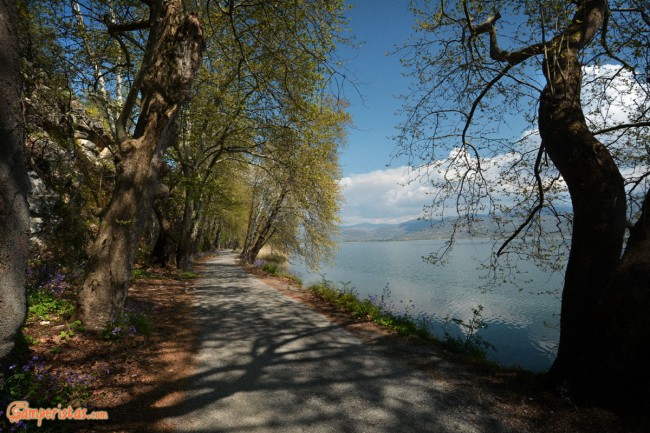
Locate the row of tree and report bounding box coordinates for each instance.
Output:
[1,0,348,385]
[3,0,649,408]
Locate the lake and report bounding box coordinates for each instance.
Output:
[290,239,563,372]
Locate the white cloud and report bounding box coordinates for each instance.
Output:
[339,166,431,225]
[341,64,648,226]
[582,64,648,129]
[339,148,552,225]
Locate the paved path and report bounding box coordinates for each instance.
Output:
[163,253,512,433]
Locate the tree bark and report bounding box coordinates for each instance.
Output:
[466,0,649,404]
[77,0,203,330]
[538,1,629,395]
[176,192,200,270]
[214,224,222,250]
[0,0,30,376]
[593,190,650,405]
[151,198,178,268]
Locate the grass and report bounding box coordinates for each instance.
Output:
[180,271,199,279]
[27,291,75,322]
[308,280,494,362]
[252,252,303,286]
[309,282,433,340]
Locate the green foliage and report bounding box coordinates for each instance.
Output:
[180,271,199,279]
[27,293,74,322]
[1,355,92,433]
[284,274,303,287]
[26,263,78,322]
[309,281,433,340]
[23,334,39,346]
[262,263,279,275]
[101,305,151,341]
[58,320,84,342]
[241,99,348,270]
[131,268,150,280]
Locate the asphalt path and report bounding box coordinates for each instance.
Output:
[162,253,513,433]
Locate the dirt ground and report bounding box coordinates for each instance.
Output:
[20,257,648,433]
[21,268,197,433]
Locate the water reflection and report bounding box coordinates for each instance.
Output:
[290,239,563,372]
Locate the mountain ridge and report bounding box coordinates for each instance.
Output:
[337,215,566,242]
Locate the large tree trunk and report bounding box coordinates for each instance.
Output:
[77,0,203,330]
[241,229,272,265]
[151,199,178,268]
[176,192,200,270]
[538,1,629,395]
[593,190,650,405]
[0,0,30,376]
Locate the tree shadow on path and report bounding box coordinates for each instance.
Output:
[146,254,512,433]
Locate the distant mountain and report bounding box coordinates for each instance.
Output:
[337,218,465,242]
[337,216,567,242]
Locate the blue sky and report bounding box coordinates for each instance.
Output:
[335,1,428,225]
[337,0,415,177]
[335,2,644,226]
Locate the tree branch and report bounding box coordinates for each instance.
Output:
[497,142,546,256]
[114,1,160,143]
[469,9,546,65]
[594,121,650,135]
[106,19,150,34]
[600,6,635,72]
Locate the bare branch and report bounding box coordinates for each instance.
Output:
[115,1,159,143]
[600,6,635,72]
[497,142,546,256]
[594,121,650,135]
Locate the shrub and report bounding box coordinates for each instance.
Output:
[262,262,279,274]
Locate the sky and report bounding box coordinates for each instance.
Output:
[336,0,415,176]
[334,1,645,226]
[336,0,424,225]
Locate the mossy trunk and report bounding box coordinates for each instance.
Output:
[77,0,203,330]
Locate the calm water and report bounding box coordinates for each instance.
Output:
[290,239,563,372]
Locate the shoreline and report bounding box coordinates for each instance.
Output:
[242,258,647,433]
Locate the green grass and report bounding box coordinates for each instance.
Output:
[131,268,149,280]
[27,291,75,322]
[180,271,199,279]
[308,281,494,362]
[308,282,433,340]
[262,262,280,274]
